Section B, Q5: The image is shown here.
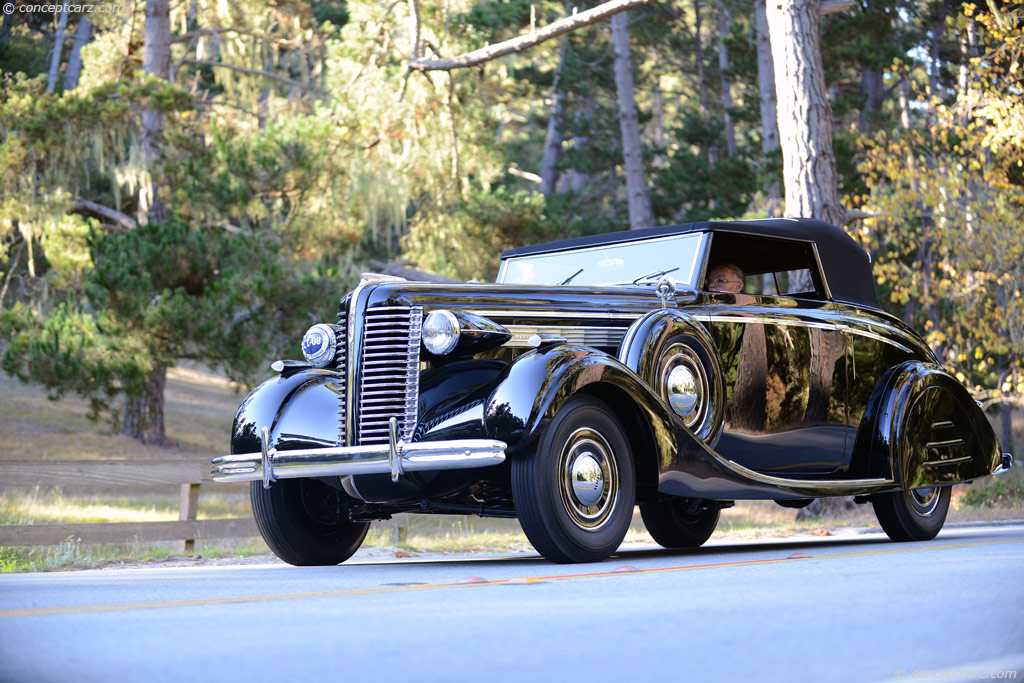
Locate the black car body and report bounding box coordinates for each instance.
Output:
[212,218,1013,564]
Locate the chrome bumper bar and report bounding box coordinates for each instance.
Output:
[211,430,507,486]
[995,452,1014,475]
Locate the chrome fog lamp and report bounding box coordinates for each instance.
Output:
[423,310,461,355]
[301,323,338,368]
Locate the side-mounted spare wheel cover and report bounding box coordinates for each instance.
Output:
[618,309,725,445]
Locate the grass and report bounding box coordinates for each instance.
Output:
[1,363,1022,572]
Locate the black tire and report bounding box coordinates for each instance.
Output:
[512,396,635,564]
[250,478,370,566]
[640,497,719,548]
[872,486,951,542]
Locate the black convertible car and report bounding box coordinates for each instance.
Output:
[212,218,1013,564]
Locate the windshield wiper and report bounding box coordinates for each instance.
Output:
[556,268,584,286]
[632,267,679,285]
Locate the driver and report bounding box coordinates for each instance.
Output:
[706,263,745,293]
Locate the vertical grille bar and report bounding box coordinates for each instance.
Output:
[334,325,348,446]
[357,306,422,444]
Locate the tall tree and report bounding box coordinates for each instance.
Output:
[141,0,171,225]
[45,6,69,93]
[755,0,780,201]
[766,0,851,228]
[611,11,655,230]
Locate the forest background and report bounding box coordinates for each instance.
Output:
[0,0,1021,453]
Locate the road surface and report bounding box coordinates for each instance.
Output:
[2,524,1023,682]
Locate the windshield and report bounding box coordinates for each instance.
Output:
[498,232,705,287]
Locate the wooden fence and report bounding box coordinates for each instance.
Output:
[0,458,258,551]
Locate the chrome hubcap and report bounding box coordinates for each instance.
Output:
[906,487,941,516]
[662,344,708,429]
[559,428,619,530]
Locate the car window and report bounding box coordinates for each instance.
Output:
[744,268,817,296]
[498,233,705,287]
[704,232,827,300]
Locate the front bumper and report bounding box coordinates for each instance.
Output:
[211,433,507,486]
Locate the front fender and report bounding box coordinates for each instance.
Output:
[482,344,680,466]
[230,369,344,455]
[852,361,1002,488]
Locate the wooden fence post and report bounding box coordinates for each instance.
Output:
[178,483,201,553]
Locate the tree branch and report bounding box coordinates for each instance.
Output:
[821,0,856,16]
[73,199,137,230]
[409,0,657,72]
[181,59,316,90]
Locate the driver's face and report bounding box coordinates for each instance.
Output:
[707,266,744,293]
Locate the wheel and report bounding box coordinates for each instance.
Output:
[640,497,719,548]
[250,478,370,566]
[871,486,951,542]
[512,396,635,564]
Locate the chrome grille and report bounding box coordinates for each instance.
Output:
[357,306,422,444]
[334,324,348,446]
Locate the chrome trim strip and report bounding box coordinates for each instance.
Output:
[706,314,837,331]
[211,438,508,483]
[505,325,627,348]
[466,309,645,321]
[841,326,913,353]
[925,438,966,449]
[931,421,955,429]
[720,456,893,490]
[921,455,973,469]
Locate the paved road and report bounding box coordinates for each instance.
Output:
[2,524,1023,683]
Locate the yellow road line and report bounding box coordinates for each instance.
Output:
[2,538,1021,620]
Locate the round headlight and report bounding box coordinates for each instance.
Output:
[301,323,338,368]
[422,310,461,355]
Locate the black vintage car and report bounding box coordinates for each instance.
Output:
[212,218,1013,564]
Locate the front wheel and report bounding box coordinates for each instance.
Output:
[640,497,719,548]
[251,478,370,566]
[512,396,635,564]
[872,486,951,542]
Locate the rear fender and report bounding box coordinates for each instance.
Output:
[851,361,1002,488]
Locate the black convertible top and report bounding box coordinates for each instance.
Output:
[500,218,880,309]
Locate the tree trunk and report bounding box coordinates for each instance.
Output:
[611,11,654,230]
[729,325,767,431]
[1,3,14,43]
[121,364,167,446]
[539,37,568,196]
[141,0,171,224]
[63,18,93,91]
[717,2,737,158]
[46,6,69,93]
[766,0,845,228]
[755,0,780,202]
[858,67,884,133]
[928,0,950,106]
[693,0,718,166]
[804,327,844,424]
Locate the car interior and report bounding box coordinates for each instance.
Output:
[703,231,828,300]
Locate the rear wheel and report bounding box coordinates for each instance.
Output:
[250,478,369,566]
[512,396,635,564]
[640,497,719,548]
[872,486,951,542]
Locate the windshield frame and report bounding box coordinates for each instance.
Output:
[496,232,707,288]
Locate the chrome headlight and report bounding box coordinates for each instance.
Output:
[421,309,512,357]
[301,323,339,368]
[422,310,461,355]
